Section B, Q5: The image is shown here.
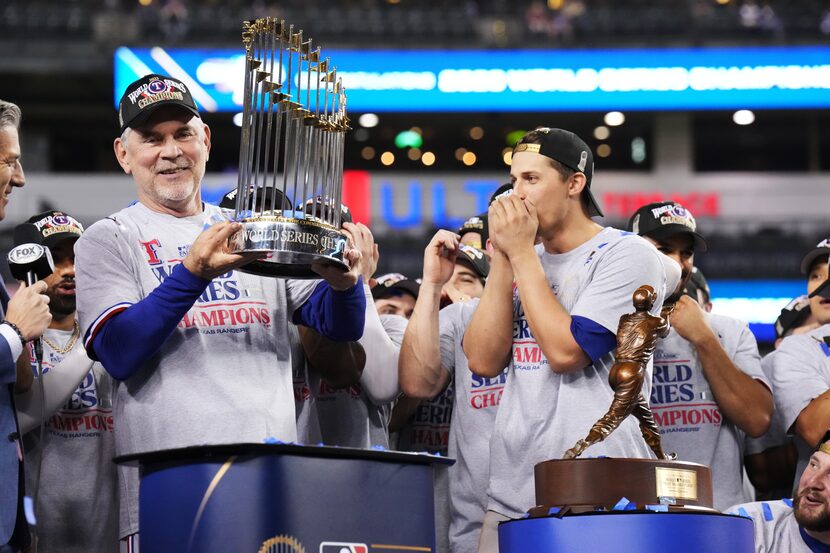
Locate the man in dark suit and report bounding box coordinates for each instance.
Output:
[0,99,53,553]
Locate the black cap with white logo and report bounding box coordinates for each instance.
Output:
[627,201,708,252]
[456,244,490,281]
[800,238,830,275]
[118,74,200,134]
[513,128,602,217]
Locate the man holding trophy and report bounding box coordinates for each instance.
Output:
[74,69,366,549]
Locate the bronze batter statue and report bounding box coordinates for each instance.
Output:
[563,285,674,460]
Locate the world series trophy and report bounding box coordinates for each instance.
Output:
[229,18,350,278]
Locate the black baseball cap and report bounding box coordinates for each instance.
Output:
[627,201,708,252]
[118,74,201,134]
[25,210,84,248]
[456,244,489,281]
[489,183,513,205]
[683,266,711,303]
[219,186,291,213]
[774,295,812,339]
[458,213,488,247]
[303,197,353,226]
[513,128,603,217]
[371,273,420,301]
[800,238,830,275]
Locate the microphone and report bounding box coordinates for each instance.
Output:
[8,223,54,362]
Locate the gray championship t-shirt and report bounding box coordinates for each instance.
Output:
[652,313,767,510]
[725,499,814,553]
[292,323,322,445]
[487,227,667,518]
[746,351,791,456]
[301,315,406,449]
[23,332,118,553]
[440,299,507,553]
[75,202,316,537]
[771,324,830,493]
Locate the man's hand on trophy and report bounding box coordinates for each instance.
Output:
[488,193,538,259]
[422,229,459,288]
[183,221,263,280]
[312,247,362,291]
[342,222,378,284]
[668,295,716,346]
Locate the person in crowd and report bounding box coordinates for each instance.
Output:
[463,128,668,552]
[399,230,502,553]
[295,215,406,449]
[73,73,366,549]
[769,240,830,497]
[458,214,487,251]
[18,210,117,553]
[0,99,53,553]
[629,200,772,510]
[683,266,713,312]
[727,429,830,552]
[745,295,818,501]
[372,273,420,319]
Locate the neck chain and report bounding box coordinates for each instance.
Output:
[41,321,80,355]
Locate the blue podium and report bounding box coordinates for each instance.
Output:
[116,443,452,553]
[499,510,754,553]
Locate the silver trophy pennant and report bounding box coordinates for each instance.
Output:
[230,18,350,278]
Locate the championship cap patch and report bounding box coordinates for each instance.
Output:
[118,74,200,133]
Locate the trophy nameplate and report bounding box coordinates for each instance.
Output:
[654,466,698,501]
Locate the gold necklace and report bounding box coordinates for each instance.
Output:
[41,321,80,355]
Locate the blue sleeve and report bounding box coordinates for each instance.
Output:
[292,277,366,342]
[90,263,210,381]
[570,315,617,364]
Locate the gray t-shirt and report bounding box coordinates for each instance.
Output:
[23,330,118,553]
[291,323,322,445]
[439,299,507,553]
[298,315,406,449]
[746,351,791,456]
[771,324,830,493]
[725,499,814,553]
[652,313,767,510]
[487,227,667,518]
[75,202,316,536]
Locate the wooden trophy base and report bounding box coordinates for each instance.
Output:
[529,457,714,516]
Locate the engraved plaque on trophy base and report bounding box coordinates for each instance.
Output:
[528,458,714,516]
[231,217,348,279]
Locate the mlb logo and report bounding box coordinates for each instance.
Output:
[320,543,368,553]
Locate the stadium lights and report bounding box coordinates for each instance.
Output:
[733,110,755,125]
[359,113,380,128]
[604,111,625,126]
[394,130,423,149]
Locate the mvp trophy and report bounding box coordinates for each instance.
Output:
[531,287,713,515]
[230,18,349,278]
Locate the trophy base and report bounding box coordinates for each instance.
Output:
[530,457,714,516]
[230,218,348,279]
